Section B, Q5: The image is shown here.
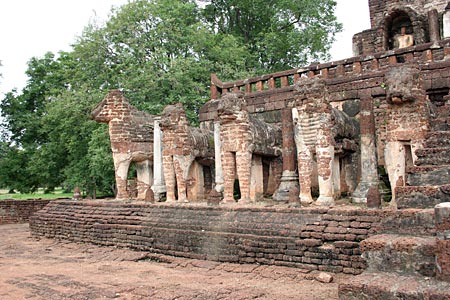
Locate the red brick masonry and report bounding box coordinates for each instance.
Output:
[29,200,433,275]
[0,199,51,224]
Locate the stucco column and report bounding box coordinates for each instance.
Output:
[384,141,405,206]
[316,128,335,206]
[444,5,450,39]
[214,121,224,193]
[352,97,379,206]
[435,202,450,281]
[249,155,264,202]
[273,108,300,204]
[113,152,131,200]
[151,117,166,201]
[136,160,153,201]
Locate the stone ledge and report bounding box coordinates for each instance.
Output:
[396,186,450,209]
[338,272,450,300]
[361,234,436,277]
[380,208,435,235]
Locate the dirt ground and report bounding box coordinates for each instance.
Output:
[0,224,351,300]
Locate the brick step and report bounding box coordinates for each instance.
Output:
[423,131,450,148]
[338,272,450,300]
[380,209,435,236]
[396,185,450,209]
[415,147,450,165]
[360,234,436,277]
[406,166,450,186]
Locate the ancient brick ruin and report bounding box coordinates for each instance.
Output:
[293,78,358,206]
[31,0,450,298]
[159,103,214,202]
[216,92,282,203]
[91,90,155,201]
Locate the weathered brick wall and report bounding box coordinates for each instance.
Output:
[369,0,449,29]
[353,29,382,57]
[0,199,51,224]
[361,0,449,54]
[28,200,421,275]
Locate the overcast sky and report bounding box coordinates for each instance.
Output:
[0,0,370,97]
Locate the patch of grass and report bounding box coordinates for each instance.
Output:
[0,188,72,201]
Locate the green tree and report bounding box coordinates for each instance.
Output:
[87,126,115,196]
[202,0,341,72]
[0,52,68,147]
[0,0,341,195]
[0,142,39,193]
[30,87,106,193]
[72,0,244,119]
[0,53,70,192]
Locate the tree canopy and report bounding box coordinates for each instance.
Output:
[0,0,341,195]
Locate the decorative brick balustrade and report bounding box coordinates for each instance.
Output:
[210,39,450,100]
[201,41,450,126]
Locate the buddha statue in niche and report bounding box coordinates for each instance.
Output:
[394,26,414,49]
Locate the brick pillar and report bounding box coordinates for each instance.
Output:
[273,108,300,204]
[435,202,450,281]
[162,155,176,202]
[222,151,236,203]
[249,155,264,202]
[352,96,380,207]
[173,156,190,203]
[236,151,252,203]
[186,161,205,202]
[297,143,314,204]
[211,74,219,100]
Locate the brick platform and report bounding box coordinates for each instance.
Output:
[0,199,51,224]
[28,200,432,275]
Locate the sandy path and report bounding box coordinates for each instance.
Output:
[0,224,349,299]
